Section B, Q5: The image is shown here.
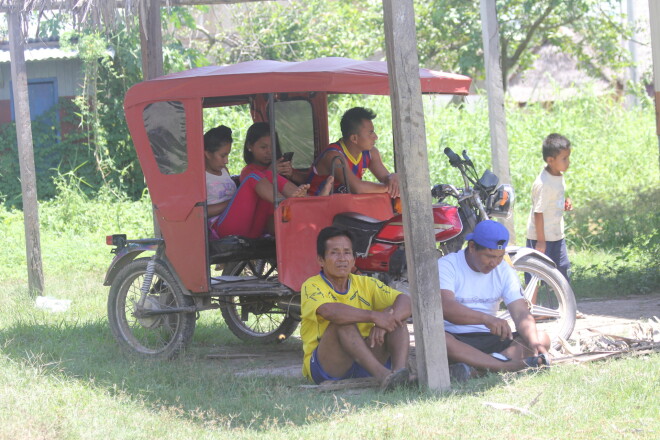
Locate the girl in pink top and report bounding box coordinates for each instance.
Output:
[205,125,309,239]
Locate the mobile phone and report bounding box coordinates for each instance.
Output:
[282,152,294,162]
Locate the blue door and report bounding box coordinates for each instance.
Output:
[10,78,60,173]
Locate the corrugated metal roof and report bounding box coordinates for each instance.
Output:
[0,46,79,63]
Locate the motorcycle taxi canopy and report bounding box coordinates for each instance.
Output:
[123,58,472,293]
[124,57,471,107]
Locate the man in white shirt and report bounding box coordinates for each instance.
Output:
[439,220,551,381]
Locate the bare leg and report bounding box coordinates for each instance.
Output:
[385,323,410,371]
[316,323,391,382]
[445,333,527,372]
[500,330,551,364]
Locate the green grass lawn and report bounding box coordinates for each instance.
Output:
[1,282,658,439]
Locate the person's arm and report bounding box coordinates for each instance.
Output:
[533,212,546,253]
[207,200,230,218]
[368,147,399,198]
[316,302,401,332]
[441,289,512,340]
[317,150,388,195]
[507,298,547,356]
[367,294,411,347]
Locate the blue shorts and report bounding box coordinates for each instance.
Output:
[526,238,571,282]
[309,347,392,385]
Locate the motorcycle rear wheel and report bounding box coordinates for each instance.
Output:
[220,259,299,343]
[107,258,196,359]
[502,255,577,349]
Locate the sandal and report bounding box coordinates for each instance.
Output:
[380,368,410,391]
[523,353,551,369]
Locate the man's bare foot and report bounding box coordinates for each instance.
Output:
[291,184,310,197]
[318,176,335,196]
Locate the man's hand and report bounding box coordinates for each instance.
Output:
[385,173,400,198]
[564,197,573,211]
[371,308,401,333]
[530,342,549,357]
[483,314,512,341]
[367,326,388,348]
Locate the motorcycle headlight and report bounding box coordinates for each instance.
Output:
[489,184,514,218]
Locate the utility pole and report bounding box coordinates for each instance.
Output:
[649,0,660,169]
[479,0,514,238]
[8,9,44,296]
[382,0,450,391]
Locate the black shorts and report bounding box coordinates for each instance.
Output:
[449,331,519,354]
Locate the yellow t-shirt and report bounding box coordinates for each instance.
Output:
[300,273,402,380]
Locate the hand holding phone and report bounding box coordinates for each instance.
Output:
[282,152,294,162]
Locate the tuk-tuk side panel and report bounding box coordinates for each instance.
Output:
[157,204,209,293]
[125,98,209,293]
[274,193,394,291]
[125,98,206,222]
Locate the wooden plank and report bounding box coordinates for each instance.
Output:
[382,0,450,391]
[479,0,514,237]
[8,10,44,296]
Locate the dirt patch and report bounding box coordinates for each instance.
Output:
[207,294,660,379]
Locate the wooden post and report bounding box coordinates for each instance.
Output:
[139,0,164,236]
[8,10,44,296]
[479,0,514,237]
[649,0,660,169]
[382,0,450,391]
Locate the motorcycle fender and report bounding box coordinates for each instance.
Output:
[505,246,556,268]
[103,243,159,286]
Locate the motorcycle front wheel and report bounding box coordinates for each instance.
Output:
[107,258,196,359]
[501,255,577,349]
[220,259,299,343]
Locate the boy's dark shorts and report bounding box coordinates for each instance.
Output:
[449,331,520,354]
[526,238,571,282]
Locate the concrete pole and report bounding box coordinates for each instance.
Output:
[8,10,45,296]
[479,0,514,238]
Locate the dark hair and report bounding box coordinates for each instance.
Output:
[317,226,355,257]
[542,133,571,161]
[243,122,282,164]
[204,125,233,153]
[340,107,377,139]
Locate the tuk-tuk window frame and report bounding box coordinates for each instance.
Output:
[274,98,315,169]
[143,101,189,175]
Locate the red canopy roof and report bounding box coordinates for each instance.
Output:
[125,57,472,109]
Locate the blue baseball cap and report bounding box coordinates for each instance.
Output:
[465,220,509,250]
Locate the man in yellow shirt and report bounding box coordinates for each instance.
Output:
[300,227,412,390]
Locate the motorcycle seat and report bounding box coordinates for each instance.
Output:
[332,212,387,256]
[208,235,276,265]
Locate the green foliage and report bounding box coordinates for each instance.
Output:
[211,0,384,63]
[415,0,632,87]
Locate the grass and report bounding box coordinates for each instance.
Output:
[0,94,658,438]
[1,280,658,439]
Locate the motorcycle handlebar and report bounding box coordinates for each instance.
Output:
[443,147,463,167]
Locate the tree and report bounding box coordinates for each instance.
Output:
[205,0,632,91]
[415,0,633,90]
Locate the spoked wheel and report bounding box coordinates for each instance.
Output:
[499,255,576,349]
[108,258,196,359]
[220,259,299,342]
